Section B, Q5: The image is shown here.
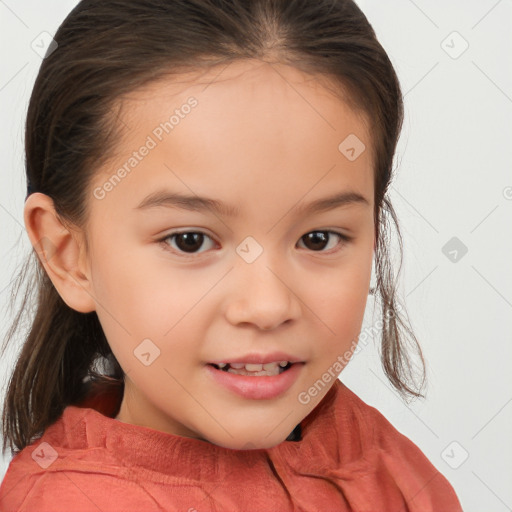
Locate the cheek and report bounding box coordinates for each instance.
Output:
[312,258,370,313]
[323,287,368,344]
[308,259,371,351]
[91,248,211,348]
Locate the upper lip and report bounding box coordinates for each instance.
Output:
[208,352,305,365]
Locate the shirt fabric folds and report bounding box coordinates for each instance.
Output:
[0,379,463,511]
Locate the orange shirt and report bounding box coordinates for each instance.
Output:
[0,379,463,511]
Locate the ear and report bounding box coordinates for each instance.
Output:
[24,192,96,313]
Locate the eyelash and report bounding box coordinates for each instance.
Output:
[157,230,352,258]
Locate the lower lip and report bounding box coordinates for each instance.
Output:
[205,363,304,400]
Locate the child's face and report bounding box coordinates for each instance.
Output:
[85,59,375,449]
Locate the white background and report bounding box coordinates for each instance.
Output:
[1,1,511,510]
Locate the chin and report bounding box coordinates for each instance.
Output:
[206,430,291,451]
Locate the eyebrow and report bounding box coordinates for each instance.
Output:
[135,189,370,217]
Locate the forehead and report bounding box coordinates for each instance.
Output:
[110,58,371,156]
[89,59,374,222]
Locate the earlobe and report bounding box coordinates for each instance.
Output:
[23,193,96,313]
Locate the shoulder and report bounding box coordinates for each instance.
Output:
[0,439,154,512]
[334,379,432,455]
[334,379,424,448]
[0,405,134,512]
[0,460,105,512]
[332,380,463,510]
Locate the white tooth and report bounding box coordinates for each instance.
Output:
[227,367,280,377]
[245,363,263,372]
[217,363,227,368]
[226,362,287,372]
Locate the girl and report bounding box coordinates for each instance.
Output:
[0,0,463,510]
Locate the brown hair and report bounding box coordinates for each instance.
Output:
[1,0,426,456]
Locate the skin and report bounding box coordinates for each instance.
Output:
[24,59,376,450]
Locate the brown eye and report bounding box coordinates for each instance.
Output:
[161,231,216,255]
[297,231,350,252]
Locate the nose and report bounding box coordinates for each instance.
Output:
[224,259,301,331]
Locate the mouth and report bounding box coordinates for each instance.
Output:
[208,361,293,377]
[205,361,304,400]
